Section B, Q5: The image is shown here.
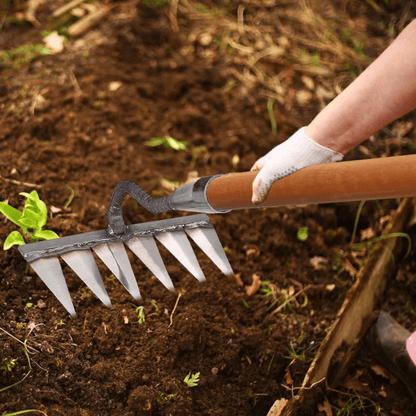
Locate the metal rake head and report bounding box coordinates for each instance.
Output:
[18,179,234,316]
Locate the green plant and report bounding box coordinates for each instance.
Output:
[135,306,146,324]
[0,338,32,393]
[267,97,277,134]
[0,190,58,250]
[297,226,309,242]
[331,395,381,415]
[285,341,317,363]
[0,43,50,69]
[145,136,188,151]
[1,358,17,372]
[183,372,200,387]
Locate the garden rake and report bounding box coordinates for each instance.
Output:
[19,154,416,316]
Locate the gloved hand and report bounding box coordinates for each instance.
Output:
[251,127,344,204]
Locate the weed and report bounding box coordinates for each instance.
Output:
[0,190,58,250]
[64,184,75,209]
[135,306,146,324]
[145,136,188,151]
[183,372,200,387]
[150,300,161,314]
[0,336,32,393]
[267,98,277,134]
[156,392,175,404]
[1,358,17,372]
[0,44,50,69]
[25,303,35,310]
[352,232,412,259]
[331,395,381,415]
[285,341,317,363]
[297,226,309,242]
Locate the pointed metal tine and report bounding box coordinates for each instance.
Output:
[92,243,125,282]
[30,257,76,317]
[106,241,141,301]
[125,236,174,291]
[155,231,206,282]
[186,227,234,277]
[61,250,112,308]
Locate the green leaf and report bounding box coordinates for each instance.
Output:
[145,138,165,147]
[165,137,188,151]
[20,191,47,229]
[0,201,23,227]
[297,227,309,242]
[4,231,26,250]
[32,229,59,241]
[183,372,200,387]
[18,215,39,230]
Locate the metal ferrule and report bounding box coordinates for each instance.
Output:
[169,175,230,214]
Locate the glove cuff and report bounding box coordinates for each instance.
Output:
[292,127,344,164]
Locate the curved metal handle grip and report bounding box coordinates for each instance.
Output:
[107,180,173,235]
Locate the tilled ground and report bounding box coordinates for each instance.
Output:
[1,2,416,415]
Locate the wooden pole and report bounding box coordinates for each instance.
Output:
[206,154,416,210]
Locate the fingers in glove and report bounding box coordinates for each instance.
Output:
[252,168,275,205]
[250,157,266,172]
[252,165,299,205]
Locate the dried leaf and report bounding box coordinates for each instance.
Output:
[284,367,293,385]
[310,256,327,269]
[246,273,261,296]
[234,273,244,287]
[370,364,398,383]
[360,227,376,241]
[379,385,387,397]
[317,399,333,416]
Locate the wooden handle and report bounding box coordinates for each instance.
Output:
[206,154,416,211]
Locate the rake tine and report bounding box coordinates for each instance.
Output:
[155,230,206,282]
[107,241,141,301]
[185,227,234,277]
[125,236,174,291]
[61,250,112,308]
[92,242,141,300]
[30,257,76,317]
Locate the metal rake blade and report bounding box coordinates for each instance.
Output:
[93,242,141,301]
[18,214,232,316]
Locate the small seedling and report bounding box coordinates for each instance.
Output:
[0,190,58,250]
[145,136,188,151]
[1,358,17,372]
[183,372,200,387]
[135,306,146,324]
[297,226,309,242]
[26,303,35,310]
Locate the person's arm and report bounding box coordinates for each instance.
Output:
[306,19,416,154]
[252,20,416,204]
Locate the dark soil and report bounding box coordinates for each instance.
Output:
[1,2,416,415]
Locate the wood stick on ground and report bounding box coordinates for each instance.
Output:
[169,291,182,326]
[52,0,85,18]
[0,175,41,189]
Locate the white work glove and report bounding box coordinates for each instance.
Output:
[251,127,344,204]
